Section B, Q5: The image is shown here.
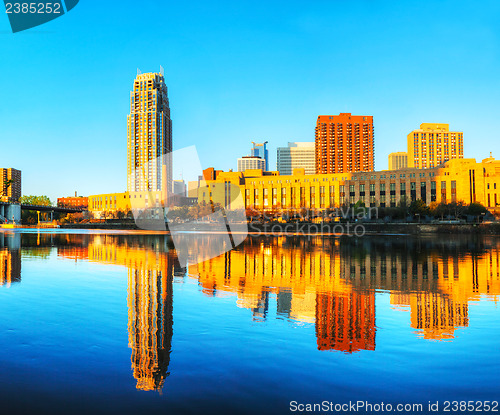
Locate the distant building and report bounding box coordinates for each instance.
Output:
[127,71,172,194]
[0,168,21,202]
[237,156,266,172]
[407,123,463,169]
[251,141,269,171]
[57,195,88,210]
[388,152,408,170]
[277,142,315,175]
[173,180,187,197]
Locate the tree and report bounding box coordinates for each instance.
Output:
[19,195,53,224]
[353,200,366,219]
[19,195,52,206]
[3,179,13,192]
[409,199,430,216]
[467,202,488,217]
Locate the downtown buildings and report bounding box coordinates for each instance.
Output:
[0,168,21,202]
[127,71,172,194]
[198,156,500,210]
[90,70,173,218]
[237,142,269,172]
[388,152,408,170]
[237,156,266,172]
[250,141,269,171]
[277,142,315,175]
[315,113,375,174]
[407,123,463,169]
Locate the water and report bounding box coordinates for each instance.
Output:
[0,230,498,414]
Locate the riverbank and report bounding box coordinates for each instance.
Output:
[247,221,500,235]
[53,221,500,235]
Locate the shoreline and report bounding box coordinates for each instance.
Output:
[3,222,500,236]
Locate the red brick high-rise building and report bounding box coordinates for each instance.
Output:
[315,113,374,174]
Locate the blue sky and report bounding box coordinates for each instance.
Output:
[1,0,499,201]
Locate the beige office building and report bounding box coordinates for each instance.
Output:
[407,123,463,169]
[277,142,315,175]
[388,152,408,170]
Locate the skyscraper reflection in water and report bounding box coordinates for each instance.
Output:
[127,251,174,392]
[56,234,177,392]
[0,233,21,286]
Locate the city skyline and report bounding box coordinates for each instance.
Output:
[1,0,500,202]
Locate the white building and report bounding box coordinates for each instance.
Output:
[237,156,266,172]
[277,142,315,175]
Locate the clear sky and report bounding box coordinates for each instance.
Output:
[1,0,499,202]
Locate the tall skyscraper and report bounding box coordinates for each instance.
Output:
[127,70,172,193]
[388,152,408,170]
[251,141,269,171]
[277,142,315,175]
[315,113,374,174]
[407,123,463,169]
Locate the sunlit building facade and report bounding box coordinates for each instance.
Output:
[237,156,266,172]
[315,113,374,174]
[407,123,463,169]
[277,142,315,175]
[127,71,172,194]
[198,157,500,211]
[57,196,88,210]
[388,152,408,170]
[0,168,21,202]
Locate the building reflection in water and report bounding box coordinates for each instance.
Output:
[57,234,176,392]
[189,235,500,348]
[0,233,21,286]
[8,231,499,390]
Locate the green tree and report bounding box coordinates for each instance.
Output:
[19,195,52,206]
[19,195,53,224]
[409,199,430,216]
[467,202,488,216]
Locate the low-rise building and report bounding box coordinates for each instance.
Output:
[88,191,165,218]
[57,195,88,210]
[196,157,500,212]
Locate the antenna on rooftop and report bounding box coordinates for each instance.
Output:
[160,65,164,76]
[137,68,142,75]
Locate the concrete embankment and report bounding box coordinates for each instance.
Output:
[246,222,500,235]
[54,221,500,235]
